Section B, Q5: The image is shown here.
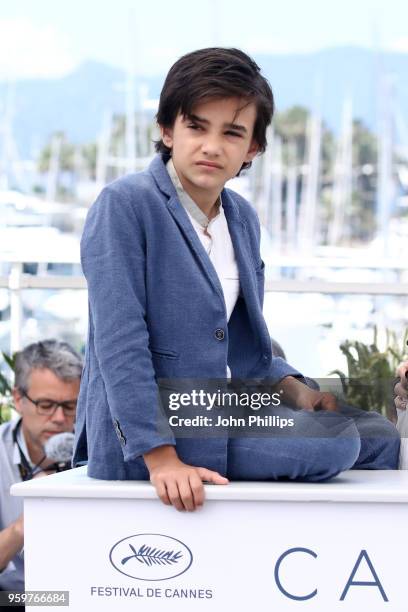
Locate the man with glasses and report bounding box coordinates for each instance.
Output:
[0,340,82,604]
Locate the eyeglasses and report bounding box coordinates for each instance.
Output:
[22,391,77,416]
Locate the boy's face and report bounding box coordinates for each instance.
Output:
[161,97,259,205]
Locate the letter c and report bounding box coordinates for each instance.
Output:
[274,547,317,601]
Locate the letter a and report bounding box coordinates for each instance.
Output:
[340,549,388,602]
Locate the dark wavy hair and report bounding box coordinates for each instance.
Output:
[155,47,274,171]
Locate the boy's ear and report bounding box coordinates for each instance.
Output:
[160,125,174,149]
[244,139,259,163]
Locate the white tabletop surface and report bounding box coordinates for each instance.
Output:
[10,466,408,503]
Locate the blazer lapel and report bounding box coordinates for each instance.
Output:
[221,190,258,308]
[148,155,225,305]
[165,195,226,308]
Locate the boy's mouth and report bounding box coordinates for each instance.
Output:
[196,161,223,169]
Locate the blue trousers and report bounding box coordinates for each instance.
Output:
[226,404,400,482]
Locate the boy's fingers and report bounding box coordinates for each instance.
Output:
[189,474,205,507]
[316,393,337,412]
[153,480,171,505]
[197,468,229,484]
[166,481,185,512]
[151,467,228,510]
[177,479,195,512]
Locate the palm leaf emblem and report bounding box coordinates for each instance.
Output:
[121,543,182,566]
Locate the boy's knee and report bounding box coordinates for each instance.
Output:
[307,436,361,482]
[353,413,400,470]
[357,412,400,439]
[357,430,400,470]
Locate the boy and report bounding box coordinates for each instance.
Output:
[73,48,399,511]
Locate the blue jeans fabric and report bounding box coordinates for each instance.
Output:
[226,404,400,482]
[336,402,400,470]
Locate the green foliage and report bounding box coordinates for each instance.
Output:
[0,352,15,424]
[273,107,379,245]
[38,131,75,173]
[348,119,378,242]
[330,328,408,418]
[274,106,309,162]
[352,119,377,167]
[274,105,334,173]
[81,142,97,180]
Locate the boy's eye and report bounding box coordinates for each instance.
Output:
[225,130,242,138]
[187,123,202,130]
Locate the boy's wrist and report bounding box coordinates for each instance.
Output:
[143,445,179,472]
[278,376,306,407]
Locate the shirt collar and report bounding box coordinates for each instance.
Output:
[166,157,221,229]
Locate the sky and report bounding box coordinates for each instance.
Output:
[1,0,408,79]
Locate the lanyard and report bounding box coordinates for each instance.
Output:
[12,419,46,481]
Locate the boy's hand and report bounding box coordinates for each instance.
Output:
[144,446,228,511]
[395,361,408,411]
[297,388,338,412]
[280,376,338,412]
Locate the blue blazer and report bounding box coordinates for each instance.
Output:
[73,154,301,480]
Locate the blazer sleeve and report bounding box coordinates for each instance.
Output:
[81,184,176,461]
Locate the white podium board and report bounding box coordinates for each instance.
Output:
[11,467,408,611]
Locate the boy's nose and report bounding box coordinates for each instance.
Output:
[201,135,222,156]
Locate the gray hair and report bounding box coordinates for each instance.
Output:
[14,339,83,392]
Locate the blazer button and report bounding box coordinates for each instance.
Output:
[215,329,225,340]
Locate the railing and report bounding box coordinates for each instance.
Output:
[1,258,408,353]
[0,261,84,352]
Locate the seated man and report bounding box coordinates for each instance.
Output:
[0,340,82,598]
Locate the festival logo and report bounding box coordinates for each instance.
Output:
[109,533,193,581]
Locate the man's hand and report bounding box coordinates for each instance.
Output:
[279,376,338,412]
[144,446,228,512]
[0,514,24,571]
[395,361,408,411]
[33,470,51,479]
[12,514,24,540]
